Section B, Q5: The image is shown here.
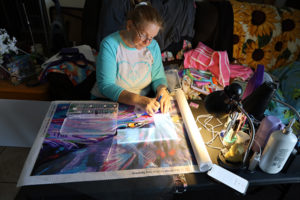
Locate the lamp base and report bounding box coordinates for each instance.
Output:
[217,152,245,171]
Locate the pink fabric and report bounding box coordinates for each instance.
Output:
[184,42,214,70]
[209,51,231,86]
[230,64,255,81]
[184,42,253,86]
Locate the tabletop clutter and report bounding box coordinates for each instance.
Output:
[168,38,300,175]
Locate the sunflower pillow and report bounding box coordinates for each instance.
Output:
[230,0,300,71]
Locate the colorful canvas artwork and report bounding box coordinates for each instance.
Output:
[18,100,199,186]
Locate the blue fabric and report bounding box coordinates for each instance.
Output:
[265,62,300,124]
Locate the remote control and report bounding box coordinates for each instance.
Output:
[207,164,249,194]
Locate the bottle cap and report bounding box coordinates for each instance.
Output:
[283,118,295,134]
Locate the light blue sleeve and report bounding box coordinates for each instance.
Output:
[96,33,124,101]
[148,40,168,92]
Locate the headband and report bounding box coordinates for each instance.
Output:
[135,2,148,8]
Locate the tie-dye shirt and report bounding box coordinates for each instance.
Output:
[91,31,167,101]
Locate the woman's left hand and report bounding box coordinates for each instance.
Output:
[156,86,171,113]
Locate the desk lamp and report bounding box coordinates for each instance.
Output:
[204,83,255,170]
[242,81,300,122]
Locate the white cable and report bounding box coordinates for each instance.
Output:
[196,114,224,149]
[207,144,223,150]
[196,115,222,134]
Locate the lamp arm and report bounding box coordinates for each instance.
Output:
[272,97,300,121]
[237,104,256,166]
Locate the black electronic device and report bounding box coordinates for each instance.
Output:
[204,83,255,170]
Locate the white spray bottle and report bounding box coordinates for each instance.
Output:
[259,118,297,174]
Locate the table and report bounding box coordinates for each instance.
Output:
[0,80,49,100]
[15,100,300,200]
[181,100,300,199]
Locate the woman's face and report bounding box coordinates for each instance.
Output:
[130,21,160,49]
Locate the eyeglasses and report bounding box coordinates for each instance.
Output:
[133,22,153,43]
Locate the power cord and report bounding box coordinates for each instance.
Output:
[248,140,261,172]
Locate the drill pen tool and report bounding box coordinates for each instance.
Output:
[118,122,146,129]
[157,94,163,103]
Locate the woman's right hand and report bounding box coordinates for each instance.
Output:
[137,96,160,116]
[118,90,160,116]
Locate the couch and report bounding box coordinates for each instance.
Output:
[191,0,300,126]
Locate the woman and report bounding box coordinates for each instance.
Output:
[91,1,171,116]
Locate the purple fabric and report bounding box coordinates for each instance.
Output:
[242,64,264,100]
